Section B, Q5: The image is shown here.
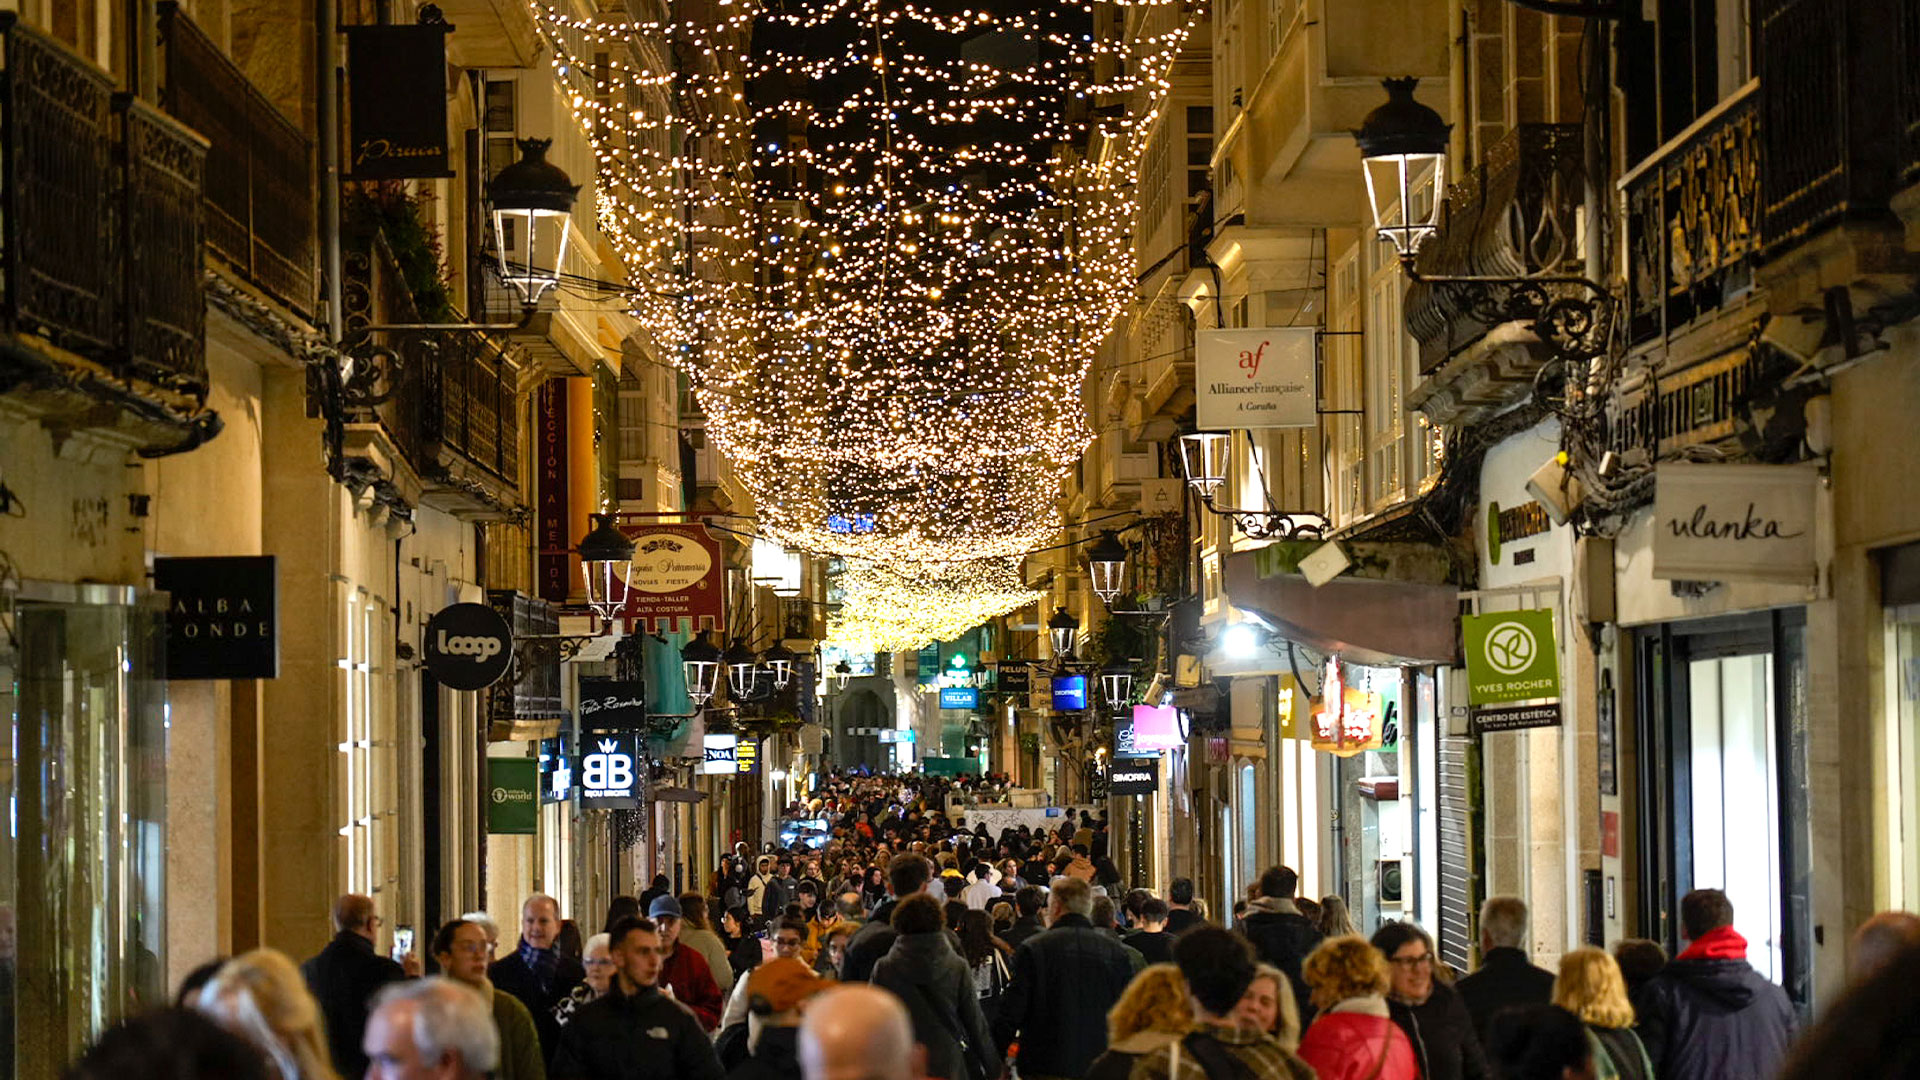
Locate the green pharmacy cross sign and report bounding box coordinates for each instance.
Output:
[1462,608,1560,706]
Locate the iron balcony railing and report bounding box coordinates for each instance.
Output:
[0,14,209,394]
[158,2,316,317]
[1620,87,1759,349]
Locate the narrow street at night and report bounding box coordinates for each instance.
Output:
[1,0,1918,1078]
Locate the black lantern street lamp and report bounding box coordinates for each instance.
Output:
[1086,531,1129,607]
[1178,429,1329,541]
[1354,78,1450,261]
[681,630,723,708]
[575,512,635,624]
[1047,607,1081,659]
[1177,432,1231,501]
[723,636,760,699]
[489,138,581,310]
[764,641,798,690]
[1100,662,1135,711]
[1353,79,1614,363]
[833,659,853,690]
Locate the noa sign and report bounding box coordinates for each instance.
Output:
[424,603,514,691]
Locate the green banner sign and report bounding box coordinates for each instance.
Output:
[487,758,539,834]
[1462,608,1560,705]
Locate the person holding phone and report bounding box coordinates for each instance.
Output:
[301,893,419,1078]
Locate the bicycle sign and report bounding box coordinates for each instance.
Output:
[1463,608,1560,706]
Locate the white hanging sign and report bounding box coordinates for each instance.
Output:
[1195,327,1317,430]
[1651,462,1820,585]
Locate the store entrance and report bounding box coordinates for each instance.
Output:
[1634,610,1811,1004]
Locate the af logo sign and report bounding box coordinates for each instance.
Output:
[578,733,642,809]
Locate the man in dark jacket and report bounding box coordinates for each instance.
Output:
[843,854,943,982]
[551,916,724,1080]
[1455,896,1556,1044]
[1634,889,1796,1080]
[992,876,1136,1080]
[1375,921,1489,1080]
[491,894,588,1064]
[1238,866,1321,1023]
[1124,898,1175,965]
[301,893,415,1077]
[1162,878,1205,937]
[999,886,1046,949]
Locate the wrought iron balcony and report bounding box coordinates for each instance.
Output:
[1621,87,1759,349]
[0,15,213,421]
[158,2,316,317]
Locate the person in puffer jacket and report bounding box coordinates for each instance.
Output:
[1297,936,1419,1080]
[1633,889,1796,1080]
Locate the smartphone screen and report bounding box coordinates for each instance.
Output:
[393,925,414,959]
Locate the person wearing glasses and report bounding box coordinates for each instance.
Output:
[432,919,546,1080]
[718,917,814,1035]
[1370,923,1489,1080]
[552,933,616,1030]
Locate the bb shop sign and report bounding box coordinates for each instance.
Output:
[1196,327,1317,430]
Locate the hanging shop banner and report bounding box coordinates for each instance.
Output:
[1310,658,1384,757]
[579,678,647,729]
[736,737,759,774]
[1126,704,1185,753]
[579,733,644,809]
[536,380,570,603]
[344,24,454,180]
[917,644,940,680]
[1462,608,1560,706]
[939,687,979,710]
[423,603,514,691]
[538,736,573,803]
[487,759,539,834]
[997,662,1032,695]
[616,523,725,633]
[1652,462,1820,585]
[1110,756,1160,795]
[701,733,739,775]
[1195,327,1317,430]
[154,555,279,679]
[1471,703,1564,735]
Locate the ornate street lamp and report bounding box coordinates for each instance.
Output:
[1177,432,1231,501]
[764,641,798,690]
[681,630,723,708]
[724,636,760,698]
[1047,607,1081,659]
[489,138,580,309]
[1086,531,1129,607]
[1100,661,1135,711]
[1354,78,1450,261]
[575,512,635,624]
[833,659,853,690]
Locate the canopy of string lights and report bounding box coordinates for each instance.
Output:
[533,0,1194,647]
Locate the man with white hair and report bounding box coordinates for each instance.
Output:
[1456,895,1555,1044]
[990,876,1134,1080]
[798,984,924,1080]
[365,977,500,1080]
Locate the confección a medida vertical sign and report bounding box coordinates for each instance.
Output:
[344,22,455,181]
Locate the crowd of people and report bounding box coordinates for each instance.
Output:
[60,769,1920,1080]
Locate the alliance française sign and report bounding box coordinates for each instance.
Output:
[1196,327,1316,430]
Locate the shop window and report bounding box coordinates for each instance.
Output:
[1885,603,1920,910]
[1686,653,1783,981]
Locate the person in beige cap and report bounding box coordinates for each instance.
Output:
[730,958,833,1080]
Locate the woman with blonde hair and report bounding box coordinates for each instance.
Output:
[1296,936,1419,1080]
[1552,947,1652,1080]
[1083,964,1193,1080]
[1232,963,1304,1051]
[195,948,341,1080]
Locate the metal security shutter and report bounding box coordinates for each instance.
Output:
[1436,731,1479,973]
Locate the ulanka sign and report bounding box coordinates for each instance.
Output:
[1652,462,1819,585]
[1196,327,1316,430]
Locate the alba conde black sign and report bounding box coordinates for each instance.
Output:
[424,603,514,691]
[344,23,455,180]
[154,556,279,679]
[578,678,647,729]
[1110,757,1160,795]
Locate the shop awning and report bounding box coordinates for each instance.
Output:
[1223,551,1459,667]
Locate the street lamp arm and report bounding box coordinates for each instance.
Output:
[1397,259,1617,362]
[1499,0,1628,18]
[357,303,541,334]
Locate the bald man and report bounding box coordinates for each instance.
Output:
[490,895,587,1064]
[1850,911,1920,980]
[799,985,926,1080]
[303,893,414,1077]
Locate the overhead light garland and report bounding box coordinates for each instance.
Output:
[826,556,1043,654]
[531,0,1197,645]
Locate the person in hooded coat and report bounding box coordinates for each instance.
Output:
[1633,889,1795,1080]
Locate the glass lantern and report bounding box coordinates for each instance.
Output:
[575,513,635,625]
[488,138,580,308]
[1178,432,1232,500]
[1354,78,1450,260]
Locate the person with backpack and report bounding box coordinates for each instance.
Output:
[1128,927,1315,1080]
[871,895,1002,1080]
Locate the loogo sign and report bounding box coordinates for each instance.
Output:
[1462,608,1560,706]
[424,603,514,691]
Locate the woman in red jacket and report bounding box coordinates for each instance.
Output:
[1297,935,1420,1080]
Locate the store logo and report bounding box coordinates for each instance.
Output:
[490,785,530,804]
[584,739,634,792]
[1484,621,1538,675]
[491,786,507,804]
[437,630,503,662]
